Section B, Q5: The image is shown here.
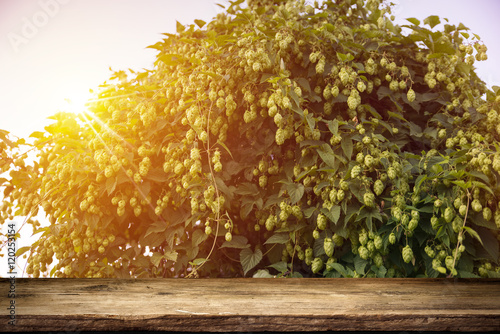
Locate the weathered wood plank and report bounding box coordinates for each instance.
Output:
[1,278,499,332]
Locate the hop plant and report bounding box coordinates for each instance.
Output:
[3,0,498,280]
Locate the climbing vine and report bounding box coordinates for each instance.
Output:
[1,0,499,278]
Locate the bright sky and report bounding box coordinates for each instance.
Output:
[0,0,499,277]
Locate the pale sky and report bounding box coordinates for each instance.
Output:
[0,0,499,276]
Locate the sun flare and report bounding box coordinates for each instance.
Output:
[57,90,94,115]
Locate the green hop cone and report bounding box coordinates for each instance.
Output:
[356,152,364,163]
[471,199,482,212]
[445,256,455,271]
[373,253,383,267]
[324,237,334,257]
[392,207,402,222]
[347,95,359,110]
[437,250,447,261]
[367,240,375,253]
[259,174,268,187]
[444,207,454,223]
[407,88,416,102]
[388,232,396,245]
[432,258,441,270]
[483,207,492,221]
[297,250,305,260]
[351,165,362,178]
[425,246,435,258]
[358,245,370,260]
[401,214,410,227]
[373,179,385,196]
[279,210,288,222]
[364,154,374,167]
[408,218,418,231]
[459,204,467,217]
[431,215,439,230]
[374,235,383,250]
[358,231,368,245]
[317,213,327,230]
[332,233,344,247]
[311,257,323,274]
[387,167,397,180]
[337,189,345,201]
[305,247,313,259]
[323,85,332,99]
[205,226,212,235]
[363,192,375,207]
[329,188,337,202]
[437,266,447,274]
[331,85,339,97]
[411,193,420,206]
[326,257,336,266]
[265,215,275,231]
[402,245,413,263]
[357,81,366,92]
[389,80,399,91]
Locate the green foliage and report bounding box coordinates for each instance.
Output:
[1,0,500,278]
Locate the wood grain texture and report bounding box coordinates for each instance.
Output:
[1,278,499,332]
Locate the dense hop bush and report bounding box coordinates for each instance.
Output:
[1,0,500,278]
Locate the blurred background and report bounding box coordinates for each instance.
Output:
[1,0,499,276]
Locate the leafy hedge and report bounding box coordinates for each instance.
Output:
[1,0,500,278]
